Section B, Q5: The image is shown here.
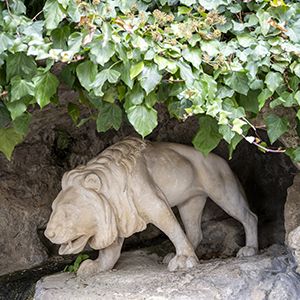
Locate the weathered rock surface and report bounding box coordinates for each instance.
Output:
[288,226,300,274]
[285,173,300,273]
[34,246,300,300]
[285,173,300,240]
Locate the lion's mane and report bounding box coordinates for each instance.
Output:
[62,137,148,237]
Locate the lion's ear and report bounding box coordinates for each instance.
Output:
[83,173,101,192]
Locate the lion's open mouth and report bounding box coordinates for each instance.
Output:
[59,235,89,255]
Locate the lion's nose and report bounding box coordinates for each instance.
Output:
[45,228,55,239]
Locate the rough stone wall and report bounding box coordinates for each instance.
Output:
[285,173,300,273]
[285,174,300,239]
[0,87,296,275]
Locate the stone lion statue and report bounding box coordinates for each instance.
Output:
[45,137,258,276]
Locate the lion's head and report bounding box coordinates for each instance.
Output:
[45,137,147,255]
[45,173,118,255]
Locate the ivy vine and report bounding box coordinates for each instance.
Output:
[0,0,299,161]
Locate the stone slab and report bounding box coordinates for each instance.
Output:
[34,246,300,300]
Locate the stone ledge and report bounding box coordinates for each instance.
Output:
[34,246,300,300]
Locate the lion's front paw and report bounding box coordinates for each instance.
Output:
[77,259,101,277]
[167,255,199,271]
[236,246,257,258]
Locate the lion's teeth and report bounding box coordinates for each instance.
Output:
[68,241,72,248]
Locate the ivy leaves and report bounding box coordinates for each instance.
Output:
[0,0,300,162]
[76,61,97,92]
[96,103,122,132]
[44,0,66,30]
[128,105,158,138]
[139,64,162,95]
[130,62,145,80]
[6,53,37,81]
[265,114,289,144]
[265,72,283,94]
[193,116,222,156]
[34,72,59,108]
[0,128,24,160]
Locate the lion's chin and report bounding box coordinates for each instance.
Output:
[58,235,89,255]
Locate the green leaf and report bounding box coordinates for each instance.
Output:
[116,62,134,89]
[68,103,80,124]
[10,77,35,102]
[96,103,122,132]
[105,69,121,84]
[76,61,97,92]
[180,0,196,5]
[201,40,220,57]
[154,55,169,70]
[51,26,70,50]
[265,72,283,93]
[130,62,144,80]
[258,88,272,110]
[228,133,243,159]
[6,53,37,81]
[192,116,222,156]
[126,84,144,108]
[232,118,247,135]
[90,72,107,97]
[60,64,76,88]
[286,147,300,163]
[11,0,26,15]
[68,32,83,53]
[198,0,227,10]
[6,101,27,120]
[219,124,235,144]
[286,19,300,43]
[295,91,300,106]
[145,92,157,108]
[0,127,24,160]
[178,60,195,86]
[168,98,192,119]
[0,33,13,54]
[103,87,117,103]
[201,74,217,100]
[127,105,158,137]
[139,64,162,95]
[238,90,259,114]
[44,0,66,30]
[90,41,115,66]
[13,113,31,135]
[178,6,193,15]
[89,68,120,97]
[34,72,59,108]
[0,103,11,128]
[257,10,271,36]
[58,0,70,9]
[132,36,148,52]
[67,0,81,22]
[265,114,289,144]
[237,33,256,48]
[224,72,249,95]
[182,47,202,69]
[154,56,178,75]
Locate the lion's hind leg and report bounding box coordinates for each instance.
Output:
[236,208,258,257]
[178,195,207,250]
[209,188,258,257]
